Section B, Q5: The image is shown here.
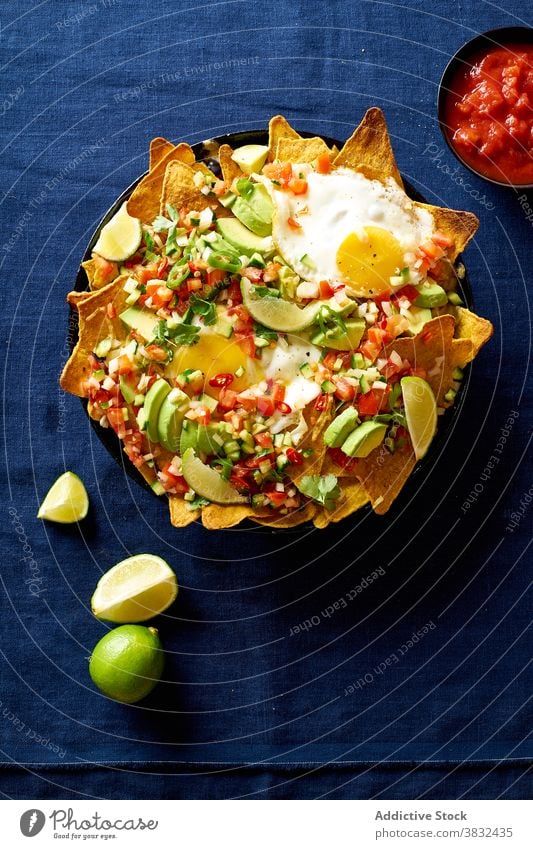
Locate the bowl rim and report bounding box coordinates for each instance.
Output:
[71,128,474,502]
[437,25,533,190]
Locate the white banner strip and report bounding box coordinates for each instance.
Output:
[4,799,530,848]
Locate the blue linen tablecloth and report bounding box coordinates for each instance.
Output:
[1,0,531,799]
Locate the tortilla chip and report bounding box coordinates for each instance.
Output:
[127,143,195,223]
[267,114,301,161]
[60,276,130,397]
[149,137,175,171]
[275,136,331,164]
[201,503,259,529]
[81,258,97,288]
[354,442,417,515]
[384,315,457,407]
[169,495,199,527]
[67,289,93,308]
[416,205,479,260]
[333,107,403,187]
[454,306,493,358]
[159,160,228,219]
[251,500,317,527]
[313,480,369,528]
[218,143,244,184]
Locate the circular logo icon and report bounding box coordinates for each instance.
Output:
[20,810,46,837]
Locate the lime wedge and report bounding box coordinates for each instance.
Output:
[241,278,322,332]
[37,472,89,523]
[182,448,248,504]
[93,201,142,262]
[400,376,437,460]
[91,554,178,623]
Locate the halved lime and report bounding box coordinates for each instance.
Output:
[93,201,142,262]
[241,278,322,332]
[89,624,164,704]
[182,447,248,504]
[37,472,89,523]
[91,554,178,623]
[400,376,437,460]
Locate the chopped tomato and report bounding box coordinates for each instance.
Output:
[418,239,444,262]
[432,230,454,249]
[393,284,419,304]
[93,254,118,287]
[368,326,391,347]
[328,447,358,471]
[409,366,428,379]
[144,344,168,362]
[287,216,301,230]
[236,393,257,411]
[255,432,273,450]
[257,396,275,416]
[116,355,134,374]
[160,462,189,492]
[106,302,117,319]
[218,387,238,411]
[156,257,169,279]
[359,340,380,363]
[315,152,331,174]
[319,280,334,299]
[207,268,227,287]
[107,407,127,438]
[288,177,308,195]
[271,382,285,403]
[228,279,243,303]
[322,351,339,370]
[187,277,203,292]
[357,386,390,417]
[266,490,288,506]
[263,161,292,187]
[131,262,160,285]
[236,333,257,359]
[334,377,355,402]
[242,266,263,283]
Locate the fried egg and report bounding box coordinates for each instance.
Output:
[263,336,321,410]
[261,166,434,297]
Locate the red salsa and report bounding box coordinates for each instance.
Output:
[443,43,533,185]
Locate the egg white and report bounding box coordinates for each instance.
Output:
[260,166,434,286]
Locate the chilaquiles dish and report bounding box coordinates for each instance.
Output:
[61,109,493,529]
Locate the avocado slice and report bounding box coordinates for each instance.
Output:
[119,306,158,342]
[407,305,432,336]
[232,196,272,237]
[196,424,222,455]
[341,421,387,458]
[322,318,365,351]
[157,389,189,452]
[179,419,198,457]
[144,378,171,443]
[414,282,448,308]
[231,144,269,175]
[324,407,360,448]
[216,217,272,256]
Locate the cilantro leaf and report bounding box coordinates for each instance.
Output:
[150,319,200,350]
[190,295,217,326]
[297,473,341,511]
[254,323,278,342]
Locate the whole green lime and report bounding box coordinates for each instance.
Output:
[89,625,164,704]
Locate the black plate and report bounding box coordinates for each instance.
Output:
[70,130,473,500]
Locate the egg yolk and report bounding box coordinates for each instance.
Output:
[165,331,258,396]
[336,226,405,297]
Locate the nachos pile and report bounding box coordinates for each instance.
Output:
[60,109,493,529]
